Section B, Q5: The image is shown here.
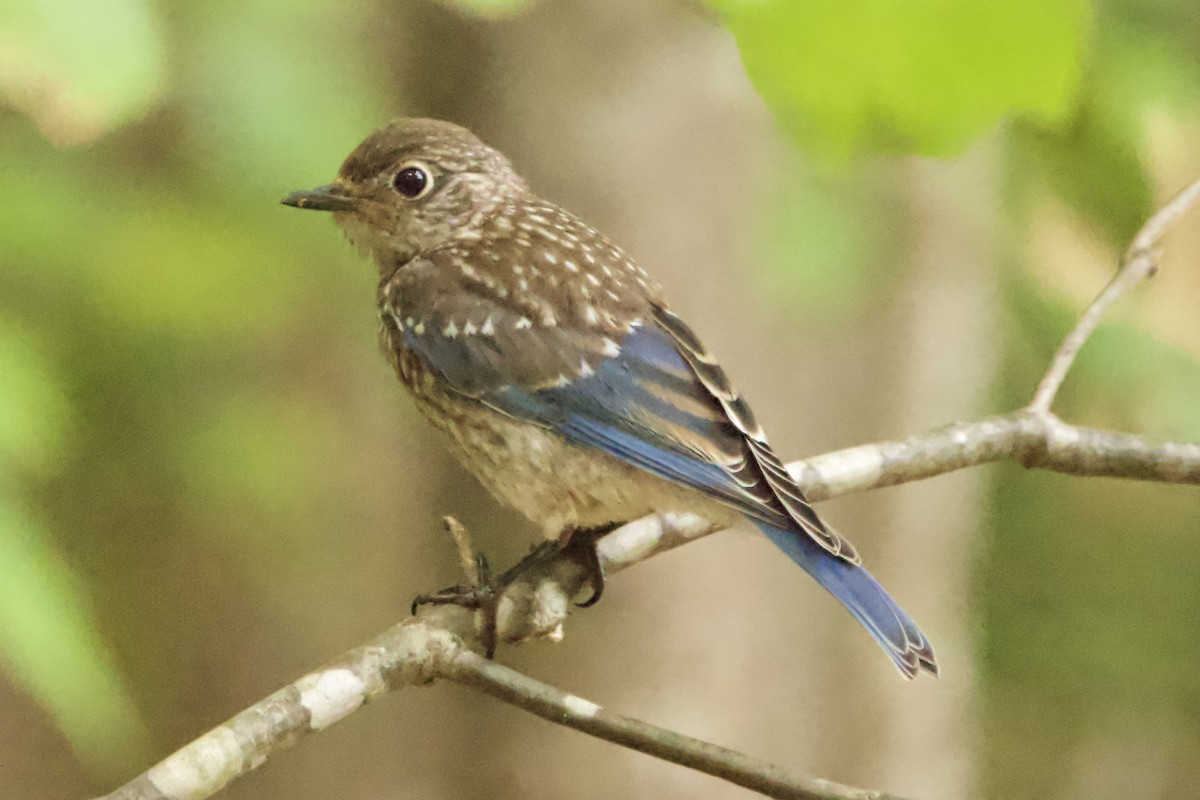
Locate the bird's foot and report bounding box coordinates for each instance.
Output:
[558,524,618,608]
[493,526,615,607]
[412,555,501,657]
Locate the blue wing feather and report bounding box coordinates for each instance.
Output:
[485,322,782,522]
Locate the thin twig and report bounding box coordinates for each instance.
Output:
[446,650,908,800]
[443,515,483,587]
[1029,178,1200,412]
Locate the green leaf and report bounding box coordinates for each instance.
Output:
[0,0,165,144]
[707,0,1092,157]
[0,504,151,774]
[0,324,69,477]
[0,327,148,772]
[1010,98,1153,250]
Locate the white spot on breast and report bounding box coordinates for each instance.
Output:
[443,321,459,338]
[564,259,579,273]
[463,320,478,335]
[585,273,600,287]
[413,321,426,335]
[515,316,532,330]
[584,305,599,325]
[481,315,495,336]
[518,279,529,291]
[578,358,595,378]
[601,337,621,356]
[544,251,558,265]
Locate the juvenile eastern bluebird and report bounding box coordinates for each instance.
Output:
[283,119,937,678]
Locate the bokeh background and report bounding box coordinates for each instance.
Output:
[3,1,1200,798]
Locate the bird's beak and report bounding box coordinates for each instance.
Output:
[281,183,359,212]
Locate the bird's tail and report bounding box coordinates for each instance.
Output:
[756,522,938,678]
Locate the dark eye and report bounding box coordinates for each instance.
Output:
[392,163,432,199]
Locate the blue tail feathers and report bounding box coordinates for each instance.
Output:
[757,522,937,678]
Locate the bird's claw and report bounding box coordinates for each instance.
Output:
[411,582,500,657]
[558,525,613,608]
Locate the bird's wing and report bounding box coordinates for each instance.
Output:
[646,304,858,562]
[388,256,856,561]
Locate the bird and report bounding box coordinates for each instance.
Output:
[282,118,937,678]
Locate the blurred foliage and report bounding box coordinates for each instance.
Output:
[706,0,1090,158]
[0,326,150,774]
[436,0,536,18]
[0,0,165,144]
[987,274,1200,796]
[0,0,381,778]
[0,505,152,775]
[749,164,881,316]
[0,324,68,476]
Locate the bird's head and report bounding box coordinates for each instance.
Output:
[283,118,528,264]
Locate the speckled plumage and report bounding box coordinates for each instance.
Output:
[284,118,937,678]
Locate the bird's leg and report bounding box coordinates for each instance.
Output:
[412,523,620,656]
[494,525,616,606]
[557,523,620,608]
[411,539,563,657]
[411,553,502,656]
[410,554,493,616]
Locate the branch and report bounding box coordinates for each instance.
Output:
[95,607,904,800]
[1029,177,1200,412]
[94,180,1200,800]
[445,650,906,800]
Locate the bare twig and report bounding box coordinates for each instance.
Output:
[93,182,1200,800]
[93,606,905,800]
[1029,178,1200,412]
[446,650,908,800]
[443,515,483,587]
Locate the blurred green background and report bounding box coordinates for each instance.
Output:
[2,1,1200,798]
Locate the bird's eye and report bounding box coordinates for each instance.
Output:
[392,162,433,199]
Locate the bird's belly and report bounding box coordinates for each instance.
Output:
[408,386,723,537]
